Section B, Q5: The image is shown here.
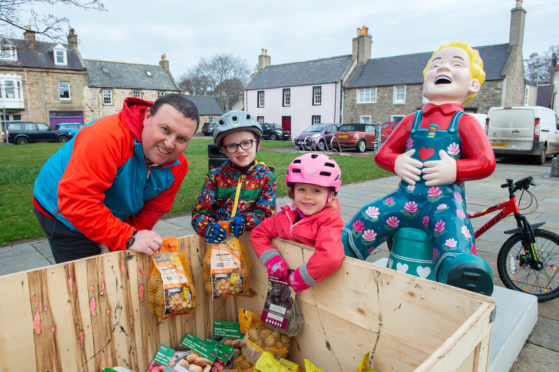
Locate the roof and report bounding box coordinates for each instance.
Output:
[246,55,352,90]
[84,59,179,91]
[0,38,84,70]
[186,96,222,116]
[346,43,511,88]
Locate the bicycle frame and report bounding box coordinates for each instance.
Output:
[468,197,519,239]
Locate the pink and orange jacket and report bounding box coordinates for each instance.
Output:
[250,199,345,288]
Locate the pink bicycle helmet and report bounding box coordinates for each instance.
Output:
[286,153,342,192]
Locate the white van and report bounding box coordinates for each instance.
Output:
[486,106,559,164]
[469,113,488,131]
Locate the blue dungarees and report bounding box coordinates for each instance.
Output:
[344,110,478,278]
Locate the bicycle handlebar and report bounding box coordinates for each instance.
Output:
[500,176,534,193]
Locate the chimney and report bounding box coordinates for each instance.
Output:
[352,25,372,64]
[159,53,170,72]
[24,26,36,47]
[509,0,526,49]
[258,49,271,71]
[67,28,78,50]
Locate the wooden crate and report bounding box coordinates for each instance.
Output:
[0,235,496,372]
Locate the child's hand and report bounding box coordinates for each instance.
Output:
[204,222,227,243]
[288,268,310,292]
[227,216,246,237]
[265,255,289,280]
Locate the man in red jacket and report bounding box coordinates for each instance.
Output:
[33,94,199,263]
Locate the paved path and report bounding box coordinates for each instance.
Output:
[1,159,558,370]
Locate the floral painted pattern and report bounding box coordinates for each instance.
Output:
[434,220,446,234]
[353,220,364,233]
[461,225,471,239]
[362,229,377,242]
[422,216,430,227]
[404,201,418,214]
[406,138,414,149]
[457,209,467,219]
[406,184,415,193]
[470,243,477,255]
[447,143,460,156]
[365,206,380,220]
[436,203,448,212]
[445,238,458,248]
[428,187,442,198]
[453,192,463,202]
[386,216,400,228]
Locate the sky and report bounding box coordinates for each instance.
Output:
[20,0,559,80]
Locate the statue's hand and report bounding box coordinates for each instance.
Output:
[423,150,457,186]
[394,149,423,185]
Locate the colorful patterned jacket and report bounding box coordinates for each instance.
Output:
[33,97,189,251]
[191,160,276,236]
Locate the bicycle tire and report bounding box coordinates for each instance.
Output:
[497,229,559,302]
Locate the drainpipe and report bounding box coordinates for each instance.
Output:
[24,68,31,119]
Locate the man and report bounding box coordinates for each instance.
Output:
[342,42,496,295]
[33,94,199,263]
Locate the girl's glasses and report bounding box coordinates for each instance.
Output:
[222,139,255,154]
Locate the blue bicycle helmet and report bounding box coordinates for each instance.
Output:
[213,110,262,146]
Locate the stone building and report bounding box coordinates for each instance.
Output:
[186,96,222,132]
[83,55,180,123]
[343,1,527,123]
[0,28,88,139]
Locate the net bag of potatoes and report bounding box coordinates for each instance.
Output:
[243,320,292,364]
[148,237,197,319]
[202,220,252,299]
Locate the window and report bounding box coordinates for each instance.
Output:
[102,89,113,105]
[58,82,71,100]
[257,116,264,123]
[102,67,110,74]
[257,91,264,108]
[312,115,321,124]
[53,44,67,66]
[157,91,165,98]
[283,88,290,107]
[391,115,405,122]
[393,85,406,104]
[357,88,376,103]
[360,115,372,124]
[0,44,17,61]
[312,86,321,105]
[132,90,142,98]
[524,86,529,106]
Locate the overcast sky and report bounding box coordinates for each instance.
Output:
[23,0,559,79]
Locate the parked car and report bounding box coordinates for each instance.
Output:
[293,123,338,151]
[260,122,290,141]
[380,121,399,142]
[6,121,73,145]
[332,123,378,152]
[201,121,216,136]
[56,123,85,136]
[487,106,559,164]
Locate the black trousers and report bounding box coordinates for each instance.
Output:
[34,208,100,263]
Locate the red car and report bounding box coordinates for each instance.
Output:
[332,123,377,152]
[381,121,399,142]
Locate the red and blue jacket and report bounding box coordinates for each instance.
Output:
[33,97,188,251]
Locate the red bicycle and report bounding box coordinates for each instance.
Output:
[469,176,559,301]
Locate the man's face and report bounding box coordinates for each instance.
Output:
[141,104,197,165]
[423,47,480,105]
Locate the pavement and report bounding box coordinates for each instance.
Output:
[1,154,559,370]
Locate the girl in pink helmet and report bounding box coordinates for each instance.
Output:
[250,153,344,292]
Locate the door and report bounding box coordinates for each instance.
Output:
[281,116,291,135]
[49,110,85,128]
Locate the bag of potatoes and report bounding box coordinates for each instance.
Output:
[202,221,252,299]
[244,321,291,364]
[148,237,196,319]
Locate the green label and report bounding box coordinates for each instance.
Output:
[213,320,242,338]
[154,344,175,365]
[205,338,235,362]
[180,333,218,361]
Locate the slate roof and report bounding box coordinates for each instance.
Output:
[186,96,222,116]
[246,55,352,90]
[85,59,179,91]
[0,38,84,70]
[346,43,511,88]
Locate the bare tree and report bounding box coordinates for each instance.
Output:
[178,54,250,110]
[0,0,105,40]
[524,45,559,83]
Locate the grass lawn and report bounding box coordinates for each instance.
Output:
[0,138,389,245]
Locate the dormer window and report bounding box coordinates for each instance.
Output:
[53,44,67,66]
[146,71,153,77]
[102,67,109,74]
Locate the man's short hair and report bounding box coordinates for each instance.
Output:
[150,93,200,131]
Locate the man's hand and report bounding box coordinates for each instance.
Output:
[394,149,423,185]
[128,230,163,255]
[423,150,457,186]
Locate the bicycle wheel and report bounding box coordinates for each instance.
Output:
[497,229,559,302]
